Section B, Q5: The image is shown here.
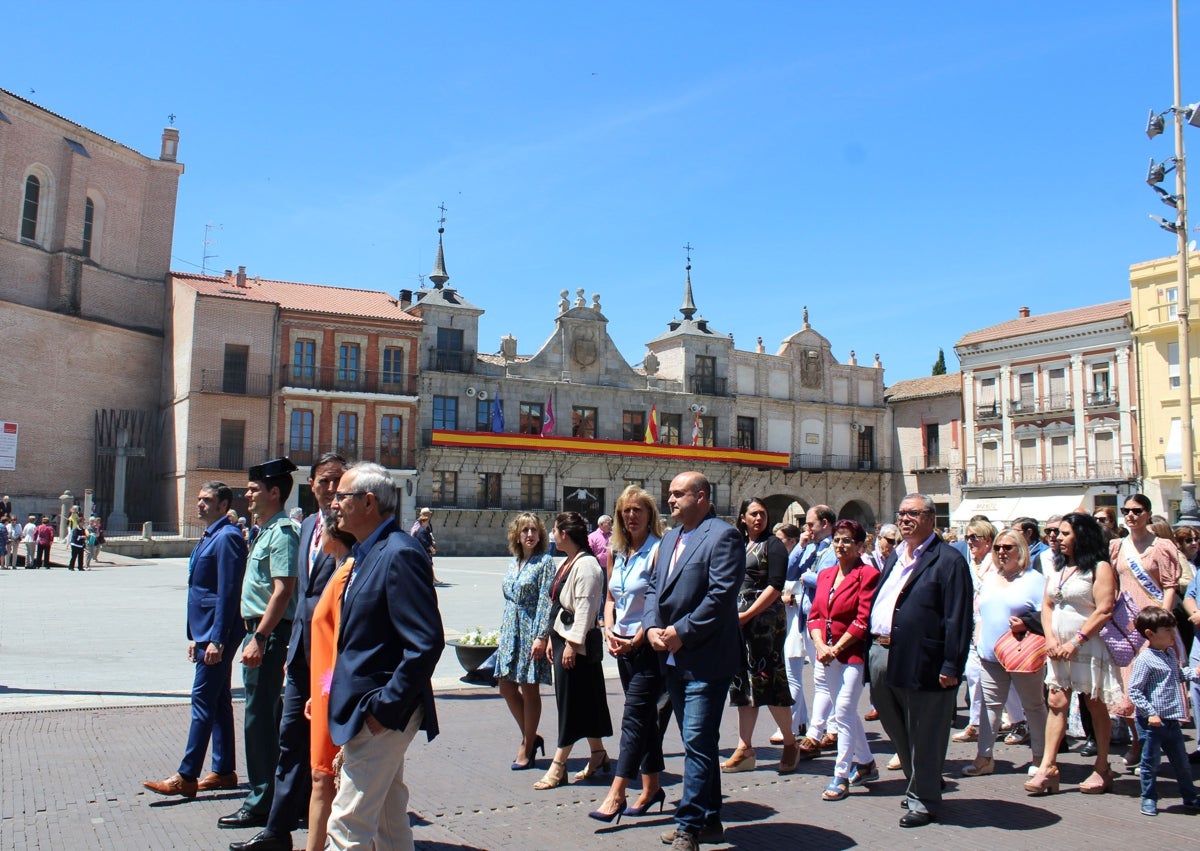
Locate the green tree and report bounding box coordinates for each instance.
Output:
[931,348,947,375]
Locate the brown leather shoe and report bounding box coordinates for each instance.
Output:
[197,771,238,791]
[143,773,197,798]
[820,732,838,750]
[795,737,822,760]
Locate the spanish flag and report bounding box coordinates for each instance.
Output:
[645,404,659,444]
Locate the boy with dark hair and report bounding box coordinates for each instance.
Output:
[1129,605,1200,816]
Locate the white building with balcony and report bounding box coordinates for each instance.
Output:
[952,301,1137,526]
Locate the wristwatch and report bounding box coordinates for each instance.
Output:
[253,631,267,645]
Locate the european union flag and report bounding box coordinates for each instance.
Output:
[491,395,504,432]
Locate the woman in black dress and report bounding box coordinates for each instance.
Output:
[722,497,798,774]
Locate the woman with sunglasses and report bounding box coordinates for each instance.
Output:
[962,529,1047,777]
[1110,495,1185,769]
[1025,513,1121,795]
[1093,507,1119,544]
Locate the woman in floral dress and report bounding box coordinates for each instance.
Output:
[496,512,557,770]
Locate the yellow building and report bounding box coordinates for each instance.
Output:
[1129,253,1200,517]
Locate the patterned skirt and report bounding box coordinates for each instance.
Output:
[729,588,794,708]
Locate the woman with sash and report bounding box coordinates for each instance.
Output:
[1110,494,1185,768]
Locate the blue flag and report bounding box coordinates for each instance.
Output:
[491,395,504,432]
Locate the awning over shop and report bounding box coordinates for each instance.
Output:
[950,497,1022,526]
[1012,494,1090,524]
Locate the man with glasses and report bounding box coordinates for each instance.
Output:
[326,462,444,850]
[876,523,900,573]
[232,453,346,851]
[867,494,972,828]
[218,458,300,832]
[1014,517,1048,565]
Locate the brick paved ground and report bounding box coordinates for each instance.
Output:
[2,553,1198,849]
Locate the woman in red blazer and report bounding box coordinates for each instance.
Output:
[808,519,882,801]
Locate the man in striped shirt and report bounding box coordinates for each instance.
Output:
[1128,605,1200,816]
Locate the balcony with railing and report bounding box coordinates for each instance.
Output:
[1009,393,1072,417]
[426,347,476,373]
[908,454,958,473]
[279,442,416,469]
[690,375,729,396]
[278,364,417,396]
[794,453,893,472]
[1085,391,1117,409]
[968,460,1136,486]
[976,404,1001,421]
[200,369,273,396]
[195,444,272,471]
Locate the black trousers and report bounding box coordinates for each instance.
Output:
[265,659,313,834]
[614,642,671,779]
[68,547,84,570]
[35,543,51,567]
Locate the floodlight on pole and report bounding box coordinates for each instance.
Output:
[1148,156,1176,185]
[1151,213,1183,233]
[1149,107,1167,139]
[1153,184,1181,207]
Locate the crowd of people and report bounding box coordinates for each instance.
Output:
[489,487,1200,846]
[136,465,1200,849]
[0,499,106,569]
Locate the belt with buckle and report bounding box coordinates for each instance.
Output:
[872,634,891,647]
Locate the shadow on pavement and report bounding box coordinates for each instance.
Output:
[727,822,856,849]
[943,797,1063,829]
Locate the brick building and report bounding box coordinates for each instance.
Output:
[885,373,964,531]
[0,89,183,524]
[166,268,421,529]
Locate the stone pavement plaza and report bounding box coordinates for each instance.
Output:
[1,551,1197,849]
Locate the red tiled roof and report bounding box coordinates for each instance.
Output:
[956,300,1129,348]
[172,272,420,323]
[885,372,961,401]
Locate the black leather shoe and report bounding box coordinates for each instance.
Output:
[218,810,269,830]
[899,810,935,828]
[1078,737,1099,757]
[229,830,291,851]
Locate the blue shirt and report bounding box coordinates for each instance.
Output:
[608,535,660,635]
[348,519,392,590]
[1129,646,1196,720]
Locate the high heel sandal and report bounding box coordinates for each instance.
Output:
[533,760,567,790]
[587,796,627,824]
[623,787,667,816]
[574,749,611,781]
[1023,765,1060,795]
[1079,765,1114,795]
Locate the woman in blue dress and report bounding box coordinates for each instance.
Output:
[496,512,557,770]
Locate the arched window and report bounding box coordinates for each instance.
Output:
[21,175,40,240]
[82,197,95,258]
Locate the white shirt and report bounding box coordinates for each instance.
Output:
[869,532,937,637]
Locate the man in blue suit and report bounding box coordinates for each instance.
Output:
[144,482,248,798]
[645,471,744,851]
[326,462,444,850]
[232,453,346,851]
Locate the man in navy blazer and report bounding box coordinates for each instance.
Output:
[144,482,248,798]
[325,462,443,850]
[645,471,744,851]
[232,453,346,851]
[867,493,972,828]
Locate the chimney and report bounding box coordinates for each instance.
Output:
[398,288,413,309]
[160,127,180,162]
[236,266,247,288]
[1018,306,1030,318]
[223,269,233,280]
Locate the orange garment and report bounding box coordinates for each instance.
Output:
[310,557,353,774]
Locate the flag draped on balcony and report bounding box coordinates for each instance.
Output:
[645,404,659,444]
[691,410,702,446]
[542,393,555,436]
[491,394,504,433]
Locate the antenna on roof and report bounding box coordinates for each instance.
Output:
[202,223,222,275]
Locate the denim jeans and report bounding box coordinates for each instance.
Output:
[665,668,730,833]
[1136,714,1198,804]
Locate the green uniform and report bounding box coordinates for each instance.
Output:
[238,509,299,818]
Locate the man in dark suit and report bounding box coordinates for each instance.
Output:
[232,453,346,851]
[867,493,972,827]
[325,461,444,849]
[144,482,248,798]
[645,471,744,851]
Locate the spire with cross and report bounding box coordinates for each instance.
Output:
[680,242,697,320]
[429,202,450,288]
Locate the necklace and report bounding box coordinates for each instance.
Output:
[1052,564,1078,607]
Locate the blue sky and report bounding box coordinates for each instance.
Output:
[6,2,1191,382]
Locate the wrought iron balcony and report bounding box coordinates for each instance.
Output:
[976,404,1001,421]
[278,442,415,469]
[200,369,273,396]
[690,375,728,396]
[1086,391,1117,408]
[195,444,272,471]
[278,364,417,395]
[426,347,476,373]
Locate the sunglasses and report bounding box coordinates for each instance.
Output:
[1180,537,1200,545]
[1122,507,1146,516]
[1045,529,1061,537]
[966,534,989,543]
[896,509,928,519]
[992,543,1016,553]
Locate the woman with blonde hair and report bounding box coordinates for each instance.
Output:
[963,528,1047,777]
[496,512,556,770]
[589,487,670,822]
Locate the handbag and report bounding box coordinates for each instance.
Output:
[993,628,1048,673]
[1099,591,1144,666]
